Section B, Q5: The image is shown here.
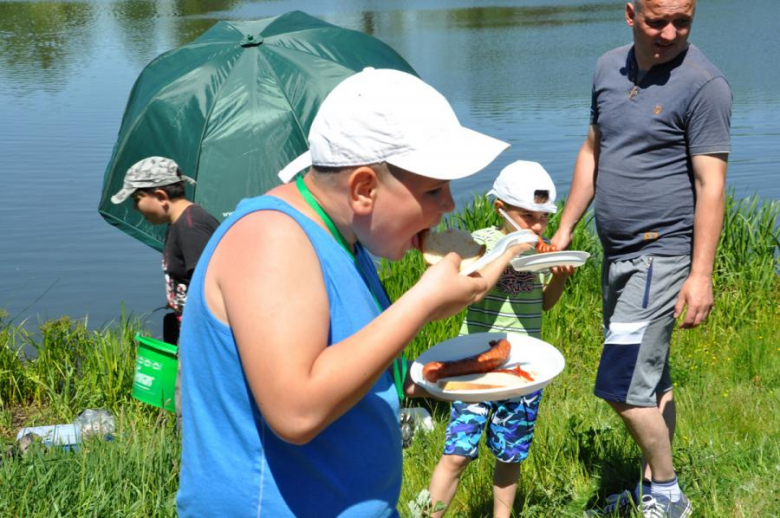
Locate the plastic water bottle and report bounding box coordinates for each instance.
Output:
[16,423,81,451]
[73,409,115,440]
[15,409,115,452]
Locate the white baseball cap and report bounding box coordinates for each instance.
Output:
[278,68,509,183]
[488,160,557,213]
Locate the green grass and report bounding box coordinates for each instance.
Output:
[1,193,778,517]
[0,314,180,517]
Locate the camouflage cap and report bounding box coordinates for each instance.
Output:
[111,156,196,204]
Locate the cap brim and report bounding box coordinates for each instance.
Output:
[387,126,509,180]
[278,151,312,184]
[111,187,136,204]
[502,198,559,214]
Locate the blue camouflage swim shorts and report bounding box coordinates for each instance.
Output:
[442,390,543,463]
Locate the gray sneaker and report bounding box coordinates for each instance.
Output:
[640,493,693,518]
[634,480,653,501]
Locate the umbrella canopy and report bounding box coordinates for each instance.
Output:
[99,10,416,250]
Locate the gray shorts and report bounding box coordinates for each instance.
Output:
[595,255,690,407]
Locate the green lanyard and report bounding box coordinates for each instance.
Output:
[296,176,407,401]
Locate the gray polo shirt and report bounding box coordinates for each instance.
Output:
[591,44,732,260]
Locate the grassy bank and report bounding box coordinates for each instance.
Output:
[1,194,778,517]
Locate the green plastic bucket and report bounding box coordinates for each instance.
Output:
[132,334,178,413]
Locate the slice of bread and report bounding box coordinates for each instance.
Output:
[422,228,486,271]
[437,372,533,391]
[439,381,504,391]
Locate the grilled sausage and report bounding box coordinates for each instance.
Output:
[536,241,558,253]
[423,338,511,383]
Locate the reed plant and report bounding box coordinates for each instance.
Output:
[1,193,777,517]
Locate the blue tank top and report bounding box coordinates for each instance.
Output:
[176,195,401,517]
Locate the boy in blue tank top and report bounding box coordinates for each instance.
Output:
[176,68,532,517]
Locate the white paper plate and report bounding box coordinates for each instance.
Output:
[459,230,539,276]
[410,332,565,402]
[510,250,590,272]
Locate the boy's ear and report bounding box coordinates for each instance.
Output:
[348,166,379,215]
[493,199,505,212]
[153,189,171,202]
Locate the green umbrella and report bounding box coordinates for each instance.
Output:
[98,10,416,251]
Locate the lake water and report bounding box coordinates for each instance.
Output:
[1,0,778,336]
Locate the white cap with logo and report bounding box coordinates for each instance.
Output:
[278,68,509,183]
[488,160,557,213]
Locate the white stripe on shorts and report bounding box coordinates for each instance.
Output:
[605,321,650,345]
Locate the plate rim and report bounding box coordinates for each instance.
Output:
[510,250,590,271]
[410,332,565,402]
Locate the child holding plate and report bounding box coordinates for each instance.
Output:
[428,161,575,518]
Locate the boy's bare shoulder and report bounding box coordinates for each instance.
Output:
[211,204,320,278]
[204,200,326,323]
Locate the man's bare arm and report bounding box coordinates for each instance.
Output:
[674,153,728,328]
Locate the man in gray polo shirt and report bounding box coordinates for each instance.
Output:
[552,1,731,516]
